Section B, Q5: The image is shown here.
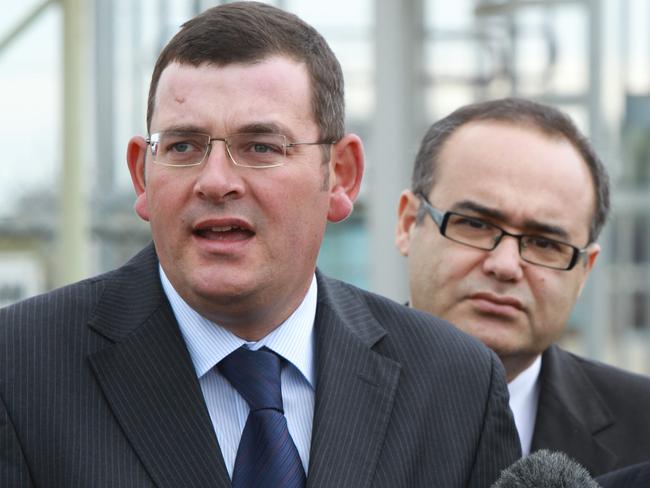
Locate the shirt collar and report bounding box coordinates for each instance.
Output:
[508,355,542,456]
[159,266,316,389]
[508,355,542,398]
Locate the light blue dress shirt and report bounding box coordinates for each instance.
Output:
[160,267,316,477]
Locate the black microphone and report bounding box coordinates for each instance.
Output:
[491,450,601,487]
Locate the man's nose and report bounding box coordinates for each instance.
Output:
[481,235,525,282]
[193,140,246,202]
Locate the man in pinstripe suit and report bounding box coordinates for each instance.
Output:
[0,3,519,487]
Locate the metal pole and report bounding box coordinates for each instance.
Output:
[57,0,90,286]
[584,0,607,360]
[369,0,424,300]
[0,0,55,55]
[95,0,114,188]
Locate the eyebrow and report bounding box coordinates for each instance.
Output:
[450,199,571,241]
[154,121,295,138]
[237,122,289,135]
[155,124,207,134]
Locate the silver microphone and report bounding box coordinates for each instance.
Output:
[491,450,601,488]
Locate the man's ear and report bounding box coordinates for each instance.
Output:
[126,136,150,222]
[326,133,364,223]
[395,190,419,256]
[577,242,600,297]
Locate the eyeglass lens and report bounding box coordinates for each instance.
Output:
[151,131,287,167]
[444,213,575,269]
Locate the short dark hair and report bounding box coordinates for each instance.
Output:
[411,97,610,242]
[146,1,344,143]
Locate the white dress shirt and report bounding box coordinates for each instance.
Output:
[507,355,542,456]
[160,267,316,477]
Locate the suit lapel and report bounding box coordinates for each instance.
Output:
[307,274,401,488]
[86,245,231,488]
[532,345,617,473]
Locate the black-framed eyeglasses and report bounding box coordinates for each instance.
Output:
[146,130,336,168]
[417,193,589,271]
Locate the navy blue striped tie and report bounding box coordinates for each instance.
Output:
[219,346,306,488]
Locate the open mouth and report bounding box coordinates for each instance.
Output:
[193,225,255,241]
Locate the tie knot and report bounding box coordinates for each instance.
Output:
[219,346,284,412]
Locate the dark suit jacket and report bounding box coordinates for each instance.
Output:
[531,345,650,477]
[596,461,650,488]
[0,244,520,487]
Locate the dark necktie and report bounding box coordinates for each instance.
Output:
[219,346,306,488]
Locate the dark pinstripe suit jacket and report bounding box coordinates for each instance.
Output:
[0,245,520,487]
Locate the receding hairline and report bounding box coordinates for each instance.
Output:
[427,118,598,245]
[427,117,593,194]
[412,97,610,242]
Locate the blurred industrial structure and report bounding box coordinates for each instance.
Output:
[1,0,649,372]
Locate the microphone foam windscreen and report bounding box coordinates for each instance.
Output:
[491,450,601,488]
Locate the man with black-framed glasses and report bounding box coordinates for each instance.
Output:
[396,97,650,477]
